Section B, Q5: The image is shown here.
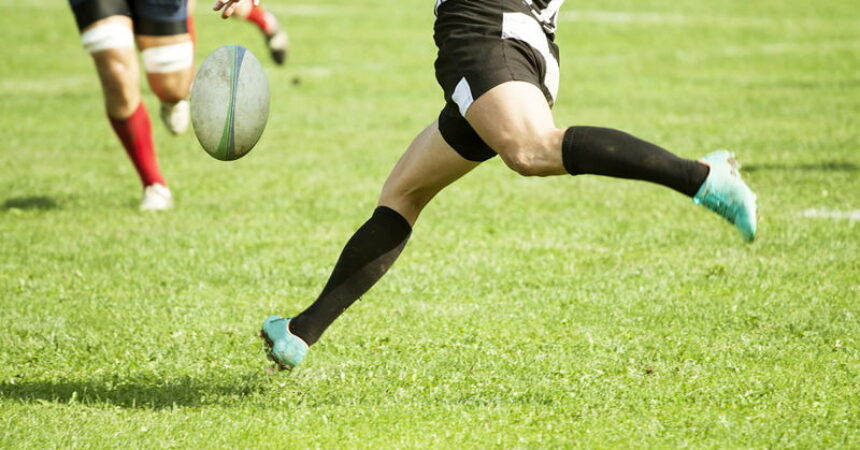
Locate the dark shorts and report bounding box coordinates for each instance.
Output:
[69,0,189,36]
[434,0,560,162]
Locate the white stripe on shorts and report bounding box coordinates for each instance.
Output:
[501,12,560,101]
[451,77,475,116]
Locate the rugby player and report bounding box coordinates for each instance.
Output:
[69,0,197,210]
[230,1,290,65]
[215,0,758,370]
[69,0,287,211]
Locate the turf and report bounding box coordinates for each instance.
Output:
[1,0,859,447]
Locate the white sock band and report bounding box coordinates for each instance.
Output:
[142,42,194,73]
[81,22,134,53]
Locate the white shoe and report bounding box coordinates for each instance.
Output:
[140,183,173,211]
[160,100,190,135]
[266,28,289,65]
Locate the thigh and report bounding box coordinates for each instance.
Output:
[136,32,190,49]
[465,80,557,149]
[134,1,192,79]
[84,18,140,118]
[79,16,139,90]
[466,80,566,175]
[379,121,481,225]
[136,31,193,84]
[136,30,193,101]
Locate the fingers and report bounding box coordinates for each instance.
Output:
[212,0,238,18]
[223,3,237,18]
[212,0,259,18]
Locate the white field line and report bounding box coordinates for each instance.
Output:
[710,40,859,56]
[264,4,350,17]
[559,10,860,60]
[298,66,334,78]
[0,75,93,95]
[802,209,860,221]
[559,10,860,28]
[561,11,688,24]
[671,40,860,62]
[292,62,393,79]
[568,39,860,65]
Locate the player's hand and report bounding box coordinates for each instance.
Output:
[213,0,259,19]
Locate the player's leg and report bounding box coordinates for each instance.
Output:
[231,1,288,65]
[137,33,194,136]
[464,80,756,240]
[81,17,140,119]
[261,121,480,369]
[71,2,172,210]
[430,0,756,240]
[376,121,482,225]
[465,81,706,190]
[133,0,195,135]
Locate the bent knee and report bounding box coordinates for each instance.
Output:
[96,60,140,117]
[499,152,542,177]
[147,70,193,104]
[98,57,136,82]
[492,129,564,177]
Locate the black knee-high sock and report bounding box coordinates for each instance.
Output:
[289,206,412,346]
[561,126,708,197]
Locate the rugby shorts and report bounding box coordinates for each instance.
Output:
[69,0,189,36]
[434,0,561,162]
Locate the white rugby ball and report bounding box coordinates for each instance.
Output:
[191,45,269,161]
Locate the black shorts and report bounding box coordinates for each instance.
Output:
[69,0,189,36]
[434,0,561,162]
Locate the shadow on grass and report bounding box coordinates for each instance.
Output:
[744,161,859,173]
[0,374,267,409]
[3,196,59,211]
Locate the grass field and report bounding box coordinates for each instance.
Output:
[2,0,859,447]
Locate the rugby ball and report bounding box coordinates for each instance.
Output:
[191,45,269,161]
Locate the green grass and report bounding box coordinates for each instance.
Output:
[2,0,859,447]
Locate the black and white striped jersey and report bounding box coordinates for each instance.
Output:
[434,0,565,34]
[522,0,564,33]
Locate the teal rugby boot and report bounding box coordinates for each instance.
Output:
[693,150,758,242]
[260,315,308,370]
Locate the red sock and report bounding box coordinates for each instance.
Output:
[245,4,276,35]
[186,13,197,46]
[109,103,166,187]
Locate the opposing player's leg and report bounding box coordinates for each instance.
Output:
[75,12,172,210]
[132,0,195,135]
[261,121,480,369]
[464,81,757,240]
[86,17,141,119]
[136,33,194,135]
[231,1,288,65]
